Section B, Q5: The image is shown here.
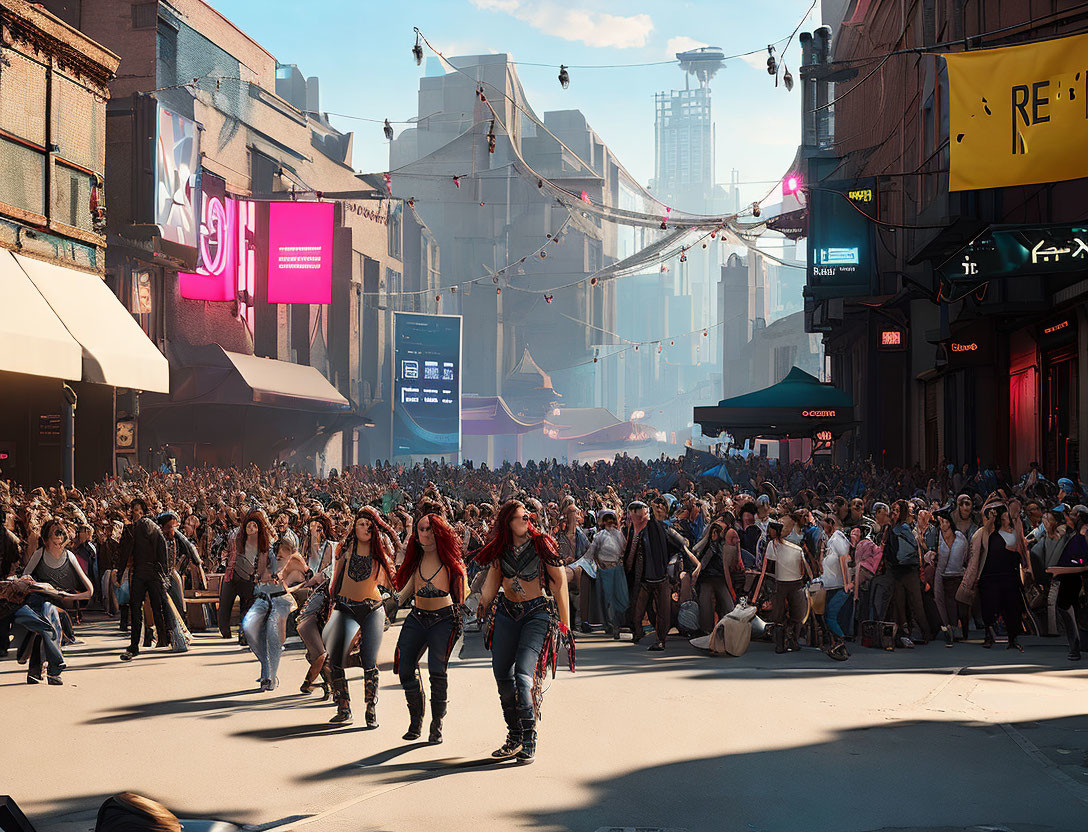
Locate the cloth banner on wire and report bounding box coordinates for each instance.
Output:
[945,32,1088,191]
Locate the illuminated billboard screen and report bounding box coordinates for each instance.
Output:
[807,177,876,298]
[266,201,334,304]
[393,313,461,459]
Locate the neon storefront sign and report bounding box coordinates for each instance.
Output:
[802,410,837,418]
[179,183,237,302]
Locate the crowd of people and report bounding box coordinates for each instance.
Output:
[2,453,1087,760]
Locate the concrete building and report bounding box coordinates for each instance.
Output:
[0,0,169,486]
[388,55,634,423]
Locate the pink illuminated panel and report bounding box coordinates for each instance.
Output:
[179,194,236,301]
[266,201,334,304]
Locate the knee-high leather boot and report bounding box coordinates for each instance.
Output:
[402,670,426,741]
[491,679,521,758]
[428,673,447,744]
[328,665,351,724]
[515,707,537,764]
[364,668,380,729]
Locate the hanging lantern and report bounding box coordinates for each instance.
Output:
[412,30,423,66]
[383,119,394,141]
[453,176,461,188]
[558,65,570,89]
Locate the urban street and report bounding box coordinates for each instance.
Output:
[7,620,1088,832]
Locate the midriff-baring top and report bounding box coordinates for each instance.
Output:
[416,561,450,599]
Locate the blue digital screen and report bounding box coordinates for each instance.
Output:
[818,247,860,266]
[393,313,461,459]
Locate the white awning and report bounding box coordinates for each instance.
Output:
[0,250,82,380]
[222,348,350,409]
[14,253,170,393]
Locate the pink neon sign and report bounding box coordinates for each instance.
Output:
[266,202,334,304]
[179,193,236,301]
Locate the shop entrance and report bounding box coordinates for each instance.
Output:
[1043,344,1079,477]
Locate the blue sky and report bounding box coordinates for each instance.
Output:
[207,0,818,204]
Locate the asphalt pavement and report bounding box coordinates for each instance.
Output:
[4,615,1088,832]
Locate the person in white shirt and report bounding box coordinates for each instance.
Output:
[757,521,811,654]
[820,513,852,660]
[584,510,628,639]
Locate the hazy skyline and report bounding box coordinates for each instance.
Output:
[206,0,818,207]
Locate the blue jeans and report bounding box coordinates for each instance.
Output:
[242,594,293,683]
[596,565,629,627]
[824,588,853,638]
[12,602,65,676]
[490,596,550,720]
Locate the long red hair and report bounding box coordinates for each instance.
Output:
[338,506,397,584]
[395,513,467,604]
[475,500,560,567]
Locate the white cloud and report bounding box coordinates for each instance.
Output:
[738,50,770,71]
[665,36,708,59]
[470,0,654,49]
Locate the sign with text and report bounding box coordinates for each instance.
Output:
[267,202,334,304]
[946,32,1088,191]
[806,178,876,298]
[939,223,1088,281]
[393,313,461,460]
[178,171,236,301]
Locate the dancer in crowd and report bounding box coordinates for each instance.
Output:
[218,510,269,644]
[476,500,572,764]
[393,502,467,743]
[324,506,398,726]
[242,536,307,691]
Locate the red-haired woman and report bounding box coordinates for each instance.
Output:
[323,506,398,726]
[218,509,272,644]
[476,500,572,764]
[393,510,467,744]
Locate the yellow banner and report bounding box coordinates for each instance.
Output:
[946,32,1088,191]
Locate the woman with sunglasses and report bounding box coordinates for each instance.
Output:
[476,500,571,764]
[324,507,398,726]
[392,505,467,744]
[20,518,94,683]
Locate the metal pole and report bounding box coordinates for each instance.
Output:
[62,384,77,487]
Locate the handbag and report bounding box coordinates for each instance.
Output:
[955,580,977,606]
[860,619,897,650]
[806,579,827,615]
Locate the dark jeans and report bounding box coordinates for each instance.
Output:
[491,596,550,718]
[980,573,1023,640]
[632,579,672,645]
[129,574,170,652]
[396,605,457,705]
[772,579,807,644]
[891,568,931,639]
[697,575,734,635]
[217,575,254,639]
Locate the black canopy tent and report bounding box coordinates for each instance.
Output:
[693,367,856,443]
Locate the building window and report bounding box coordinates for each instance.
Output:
[0,46,105,233]
[388,202,403,259]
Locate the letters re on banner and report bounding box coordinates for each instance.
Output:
[945,32,1088,191]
